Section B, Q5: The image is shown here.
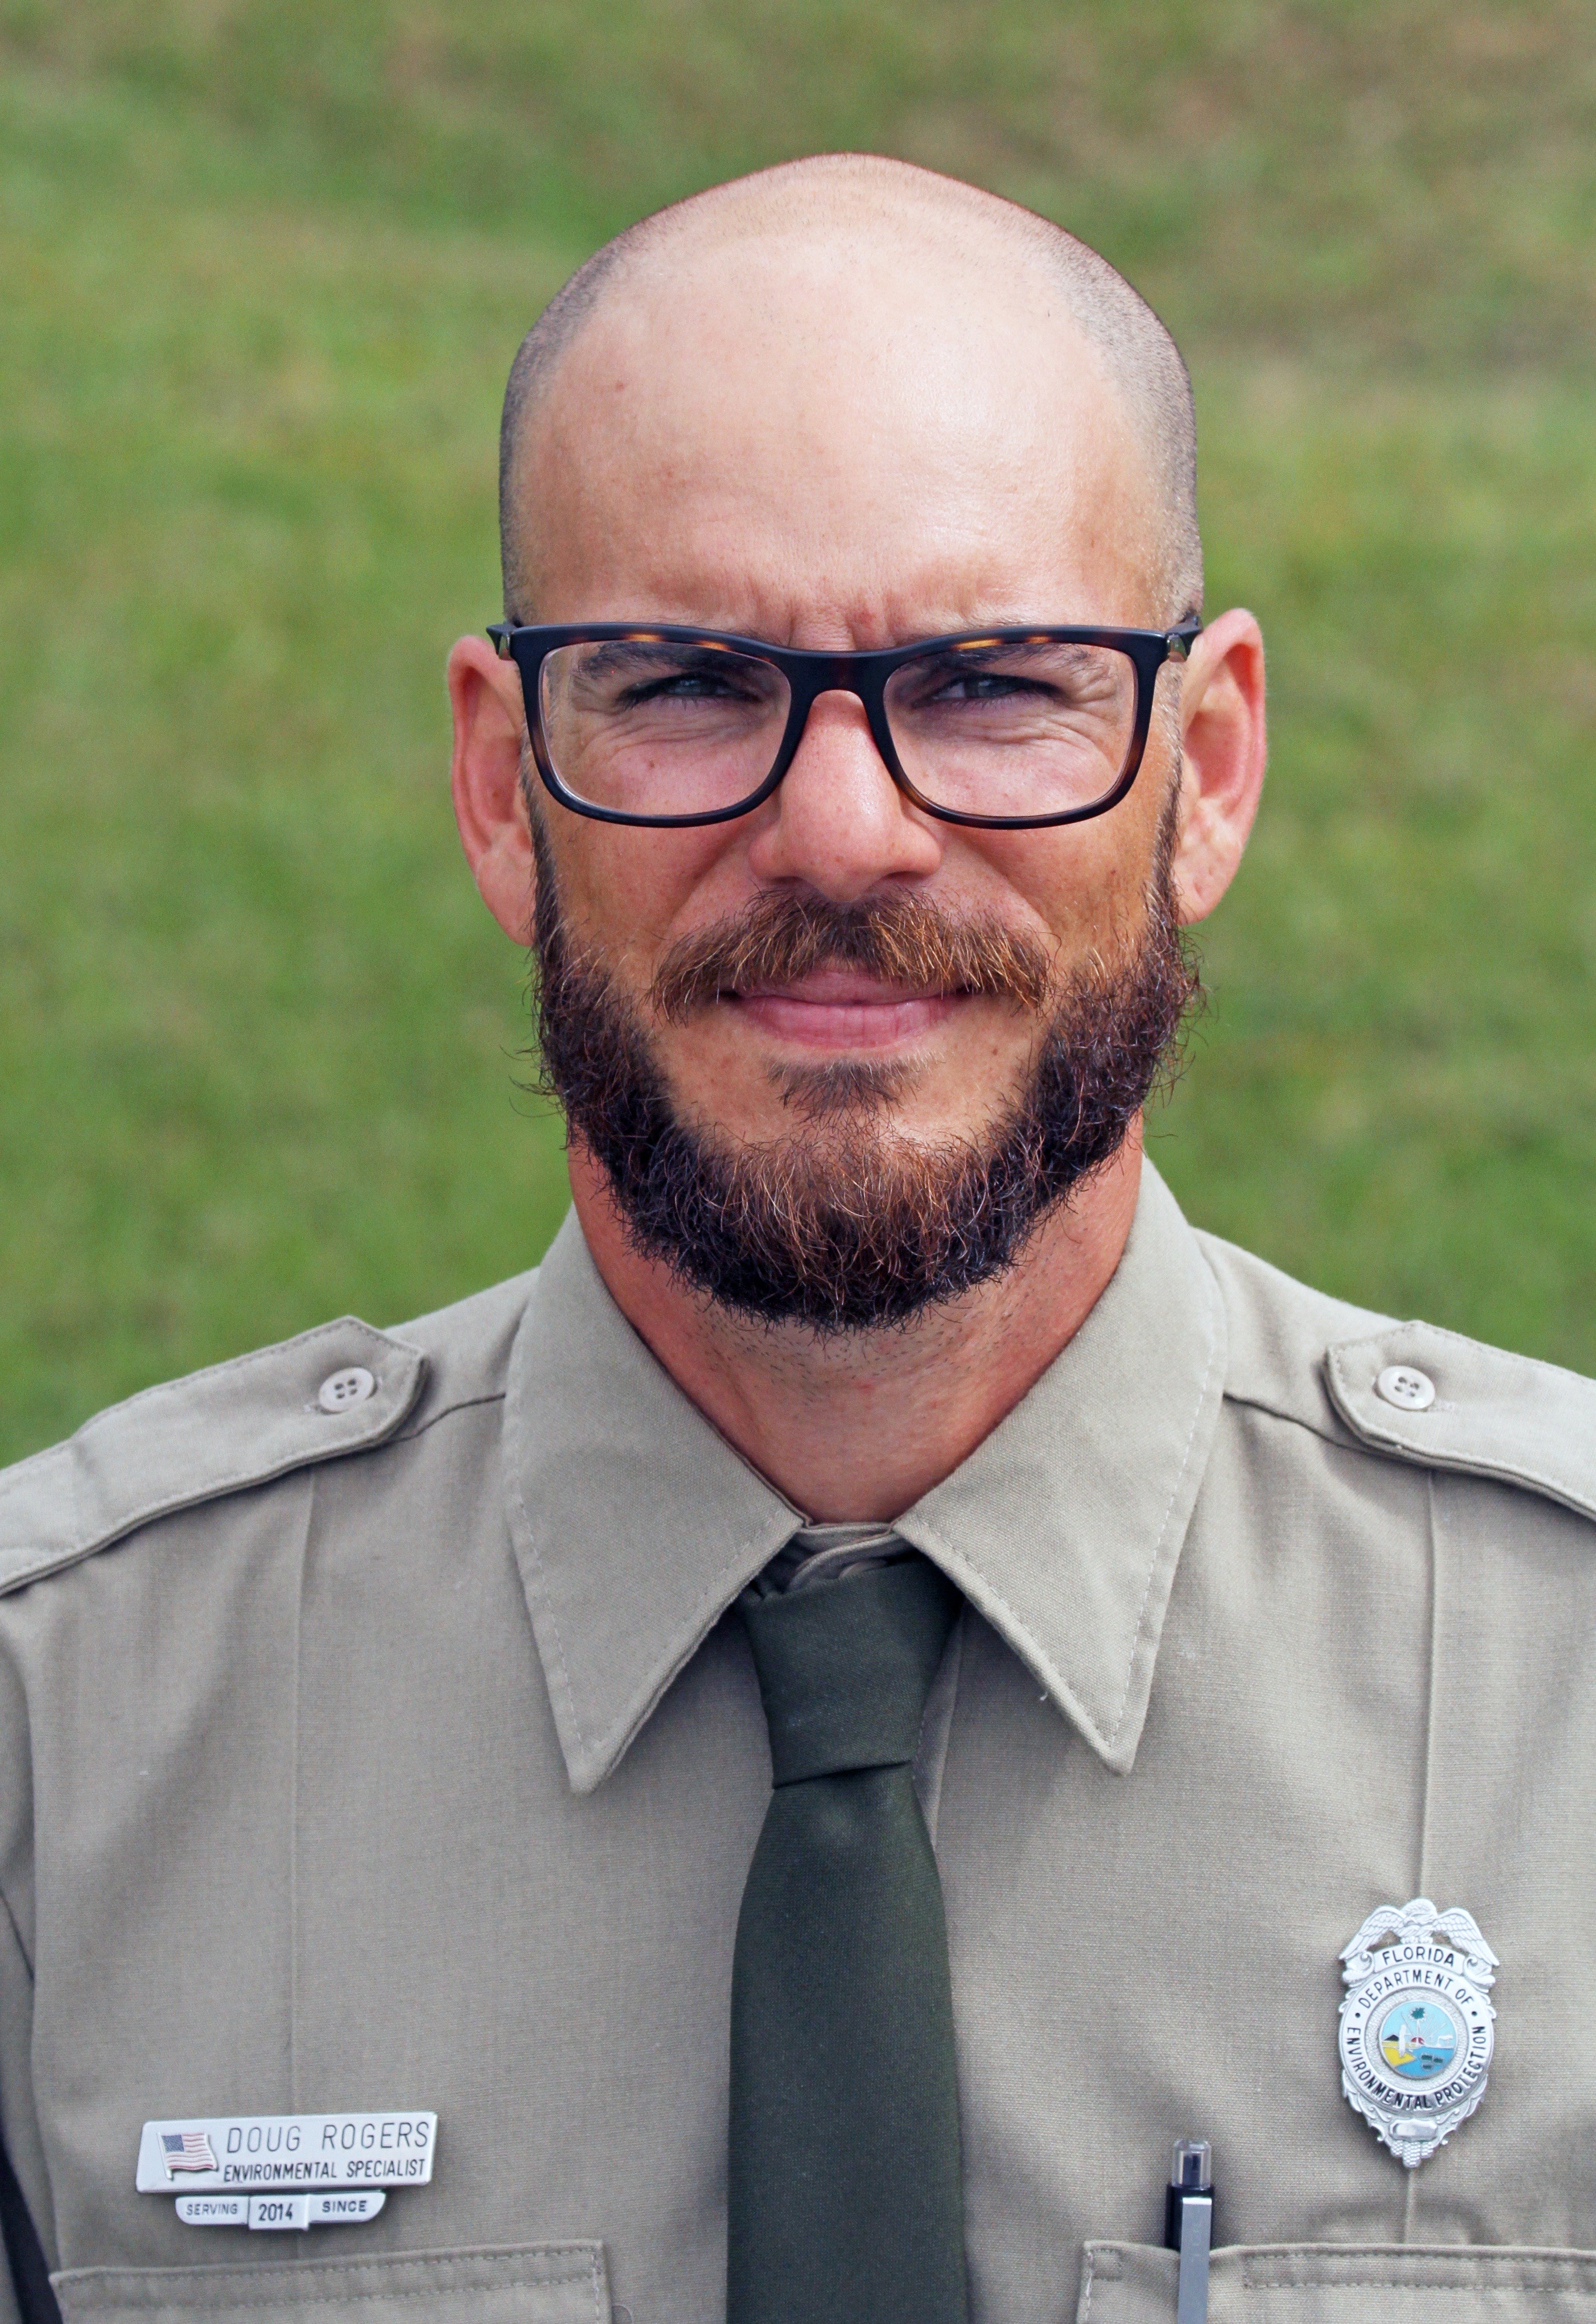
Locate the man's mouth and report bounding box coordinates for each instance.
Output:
[729,969,961,1050]
[645,891,1055,1026]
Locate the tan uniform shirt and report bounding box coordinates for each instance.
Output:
[3,1162,1596,2324]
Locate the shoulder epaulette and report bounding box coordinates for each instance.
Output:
[1325,1320,1596,1525]
[1198,1228,1596,1526]
[0,1318,426,1600]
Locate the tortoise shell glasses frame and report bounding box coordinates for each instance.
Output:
[486,618,1202,832]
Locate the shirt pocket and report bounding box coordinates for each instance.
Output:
[1079,2242,1596,2321]
[50,2241,611,2324]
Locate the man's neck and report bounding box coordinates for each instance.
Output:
[566,1129,1145,1522]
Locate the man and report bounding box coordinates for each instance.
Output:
[3,153,1594,2324]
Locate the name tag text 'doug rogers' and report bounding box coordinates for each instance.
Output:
[136,2113,437,2193]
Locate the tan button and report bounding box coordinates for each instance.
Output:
[1376,1364,1435,1412]
[317,1366,376,1414]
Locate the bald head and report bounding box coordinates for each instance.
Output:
[498,155,1201,632]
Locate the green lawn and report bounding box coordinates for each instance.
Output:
[1,2,1593,1463]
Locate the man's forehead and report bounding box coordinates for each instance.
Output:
[535,183,1117,445]
[516,191,1153,629]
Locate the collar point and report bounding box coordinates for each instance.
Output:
[1084,1719,1147,1777]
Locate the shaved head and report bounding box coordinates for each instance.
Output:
[498,154,1201,629]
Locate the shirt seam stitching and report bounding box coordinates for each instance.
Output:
[1220,1386,1357,1441]
[393,1391,506,1445]
[1241,2274,1596,2291]
[507,1428,589,1762]
[58,2267,601,2310]
[0,1872,33,1984]
[1105,1280,1224,1748]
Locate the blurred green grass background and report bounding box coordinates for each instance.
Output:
[1,2,1593,1462]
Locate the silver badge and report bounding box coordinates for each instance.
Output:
[1338,1898,1497,2167]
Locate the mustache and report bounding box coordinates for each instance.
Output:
[648,890,1054,1023]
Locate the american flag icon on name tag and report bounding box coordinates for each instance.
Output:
[161,2132,218,2176]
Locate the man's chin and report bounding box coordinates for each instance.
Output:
[680,1050,1012,1135]
[765,1057,916,1123]
[665,1017,1024,1134]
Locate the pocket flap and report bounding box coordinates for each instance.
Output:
[1080,2242,1596,2321]
[52,2241,610,2324]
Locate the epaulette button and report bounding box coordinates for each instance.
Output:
[317,1366,377,1414]
[1376,1364,1436,1413]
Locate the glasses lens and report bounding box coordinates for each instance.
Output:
[538,639,790,820]
[884,640,1139,820]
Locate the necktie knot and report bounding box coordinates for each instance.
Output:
[741,1554,959,1785]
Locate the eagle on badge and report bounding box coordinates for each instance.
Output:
[1340,1897,1499,1986]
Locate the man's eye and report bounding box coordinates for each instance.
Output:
[623,668,758,706]
[905,654,1119,715]
[934,672,1039,703]
[909,666,1055,710]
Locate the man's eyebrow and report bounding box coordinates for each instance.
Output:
[903,637,1105,668]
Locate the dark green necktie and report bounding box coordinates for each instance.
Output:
[727,1555,968,2324]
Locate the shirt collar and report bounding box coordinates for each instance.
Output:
[503,1159,1227,1794]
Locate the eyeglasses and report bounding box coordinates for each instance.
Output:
[487,618,1200,831]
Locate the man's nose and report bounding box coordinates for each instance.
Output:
[744,690,943,901]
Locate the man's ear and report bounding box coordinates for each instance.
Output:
[448,635,537,945]
[1167,607,1267,925]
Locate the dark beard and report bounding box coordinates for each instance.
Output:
[530,815,1200,1334]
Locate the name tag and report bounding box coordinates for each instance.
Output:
[137,2112,436,2193]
